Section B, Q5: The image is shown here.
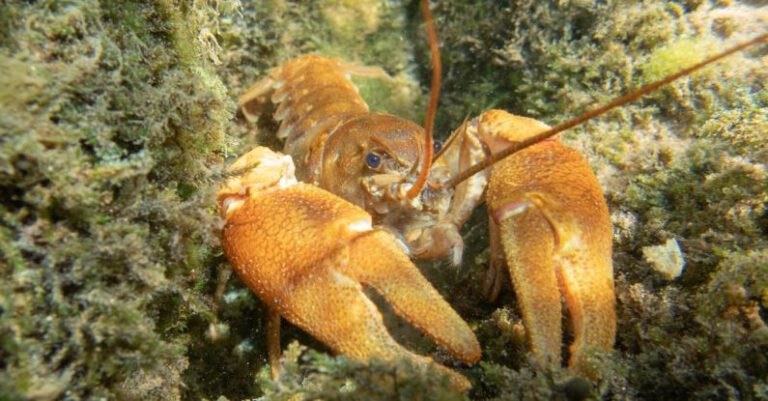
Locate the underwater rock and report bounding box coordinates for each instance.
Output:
[642,238,686,280]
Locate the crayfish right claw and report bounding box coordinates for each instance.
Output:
[219,147,479,390]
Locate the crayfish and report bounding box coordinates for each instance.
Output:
[217,0,768,390]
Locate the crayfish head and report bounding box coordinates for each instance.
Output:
[320,113,428,219]
[217,147,298,220]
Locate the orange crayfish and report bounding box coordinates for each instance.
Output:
[217,0,768,388]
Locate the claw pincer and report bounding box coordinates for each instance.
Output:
[478,111,616,376]
[218,147,480,389]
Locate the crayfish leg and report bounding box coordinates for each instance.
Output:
[266,308,281,379]
[482,216,509,303]
[239,76,276,122]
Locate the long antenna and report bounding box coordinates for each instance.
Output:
[442,32,768,190]
[406,0,441,199]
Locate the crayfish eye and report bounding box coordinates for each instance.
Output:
[365,152,382,169]
[433,140,443,153]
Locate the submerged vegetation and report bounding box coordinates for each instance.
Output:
[1,0,766,400]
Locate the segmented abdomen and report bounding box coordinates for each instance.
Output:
[265,56,370,182]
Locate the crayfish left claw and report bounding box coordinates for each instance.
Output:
[219,147,479,390]
[478,110,616,377]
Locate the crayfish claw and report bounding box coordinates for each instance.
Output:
[219,147,478,390]
[343,230,481,365]
[482,111,616,377]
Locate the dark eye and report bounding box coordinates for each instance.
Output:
[365,152,382,169]
[433,140,443,153]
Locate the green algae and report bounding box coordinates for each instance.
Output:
[0,0,233,399]
[258,342,465,401]
[640,36,721,82]
[1,0,766,400]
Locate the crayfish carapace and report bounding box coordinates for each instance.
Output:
[218,0,768,388]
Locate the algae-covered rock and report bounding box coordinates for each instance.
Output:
[1,0,766,400]
[259,342,466,401]
[0,0,235,399]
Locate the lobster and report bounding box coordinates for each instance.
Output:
[217,1,768,388]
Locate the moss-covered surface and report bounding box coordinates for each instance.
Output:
[0,0,235,399]
[1,0,766,400]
